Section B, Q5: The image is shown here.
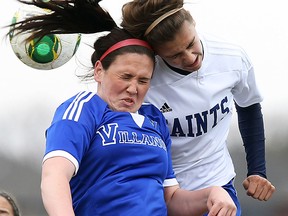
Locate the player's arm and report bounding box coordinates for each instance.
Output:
[164,184,236,216]
[41,156,75,216]
[235,102,275,200]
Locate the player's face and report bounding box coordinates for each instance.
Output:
[94,53,153,113]
[0,196,14,216]
[154,20,203,73]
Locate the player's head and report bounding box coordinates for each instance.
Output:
[93,28,155,113]
[0,191,20,216]
[121,0,203,72]
[8,0,155,113]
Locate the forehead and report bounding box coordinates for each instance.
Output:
[154,20,196,56]
[0,196,13,213]
[108,53,154,76]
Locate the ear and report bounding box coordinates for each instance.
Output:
[94,60,104,82]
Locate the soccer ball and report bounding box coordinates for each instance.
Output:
[9,5,81,70]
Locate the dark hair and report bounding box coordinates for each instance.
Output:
[8,0,117,41]
[7,0,155,79]
[91,28,154,68]
[121,0,193,48]
[0,191,20,216]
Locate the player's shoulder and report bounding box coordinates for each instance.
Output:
[200,32,250,62]
[199,31,237,45]
[53,91,106,122]
[140,102,160,109]
[59,91,97,110]
[200,32,244,52]
[139,103,168,131]
[139,102,163,116]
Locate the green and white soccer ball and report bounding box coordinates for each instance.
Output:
[9,5,81,70]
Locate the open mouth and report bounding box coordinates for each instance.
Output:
[123,98,135,106]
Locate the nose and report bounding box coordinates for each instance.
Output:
[126,81,138,95]
[182,50,198,64]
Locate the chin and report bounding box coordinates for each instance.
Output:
[117,107,136,113]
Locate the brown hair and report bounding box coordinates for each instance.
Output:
[121,0,194,48]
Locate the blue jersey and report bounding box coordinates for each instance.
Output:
[44,91,177,216]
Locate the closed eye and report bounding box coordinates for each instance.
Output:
[121,74,133,80]
[138,78,150,84]
[187,41,195,49]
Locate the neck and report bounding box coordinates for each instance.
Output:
[162,60,192,75]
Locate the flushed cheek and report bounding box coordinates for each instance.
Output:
[137,89,149,103]
[107,97,123,111]
[106,83,125,99]
[103,89,123,109]
[140,88,149,98]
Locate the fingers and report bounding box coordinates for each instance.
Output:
[207,187,237,216]
[207,187,236,216]
[242,178,249,190]
[207,203,237,216]
[242,175,276,201]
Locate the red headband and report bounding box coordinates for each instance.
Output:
[99,39,153,61]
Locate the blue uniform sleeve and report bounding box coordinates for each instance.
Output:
[45,92,105,171]
[235,102,267,178]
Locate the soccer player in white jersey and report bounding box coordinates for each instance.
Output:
[8,0,237,215]
[121,0,276,215]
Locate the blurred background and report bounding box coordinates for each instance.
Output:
[1,0,287,215]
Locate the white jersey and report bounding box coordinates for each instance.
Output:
[145,33,263,190]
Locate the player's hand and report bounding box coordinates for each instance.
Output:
[207,186,236,216]
[242,175,275,201]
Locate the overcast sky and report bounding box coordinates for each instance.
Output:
[1,0,288,161]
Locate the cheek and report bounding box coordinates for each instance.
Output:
[138,85,150,98]
[171,58,181,65]
[163,58,181,67]
[102,75,120,90]
[105,80,126,96]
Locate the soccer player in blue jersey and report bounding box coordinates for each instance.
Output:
[121,0,276,215]
[8,0,237,215]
